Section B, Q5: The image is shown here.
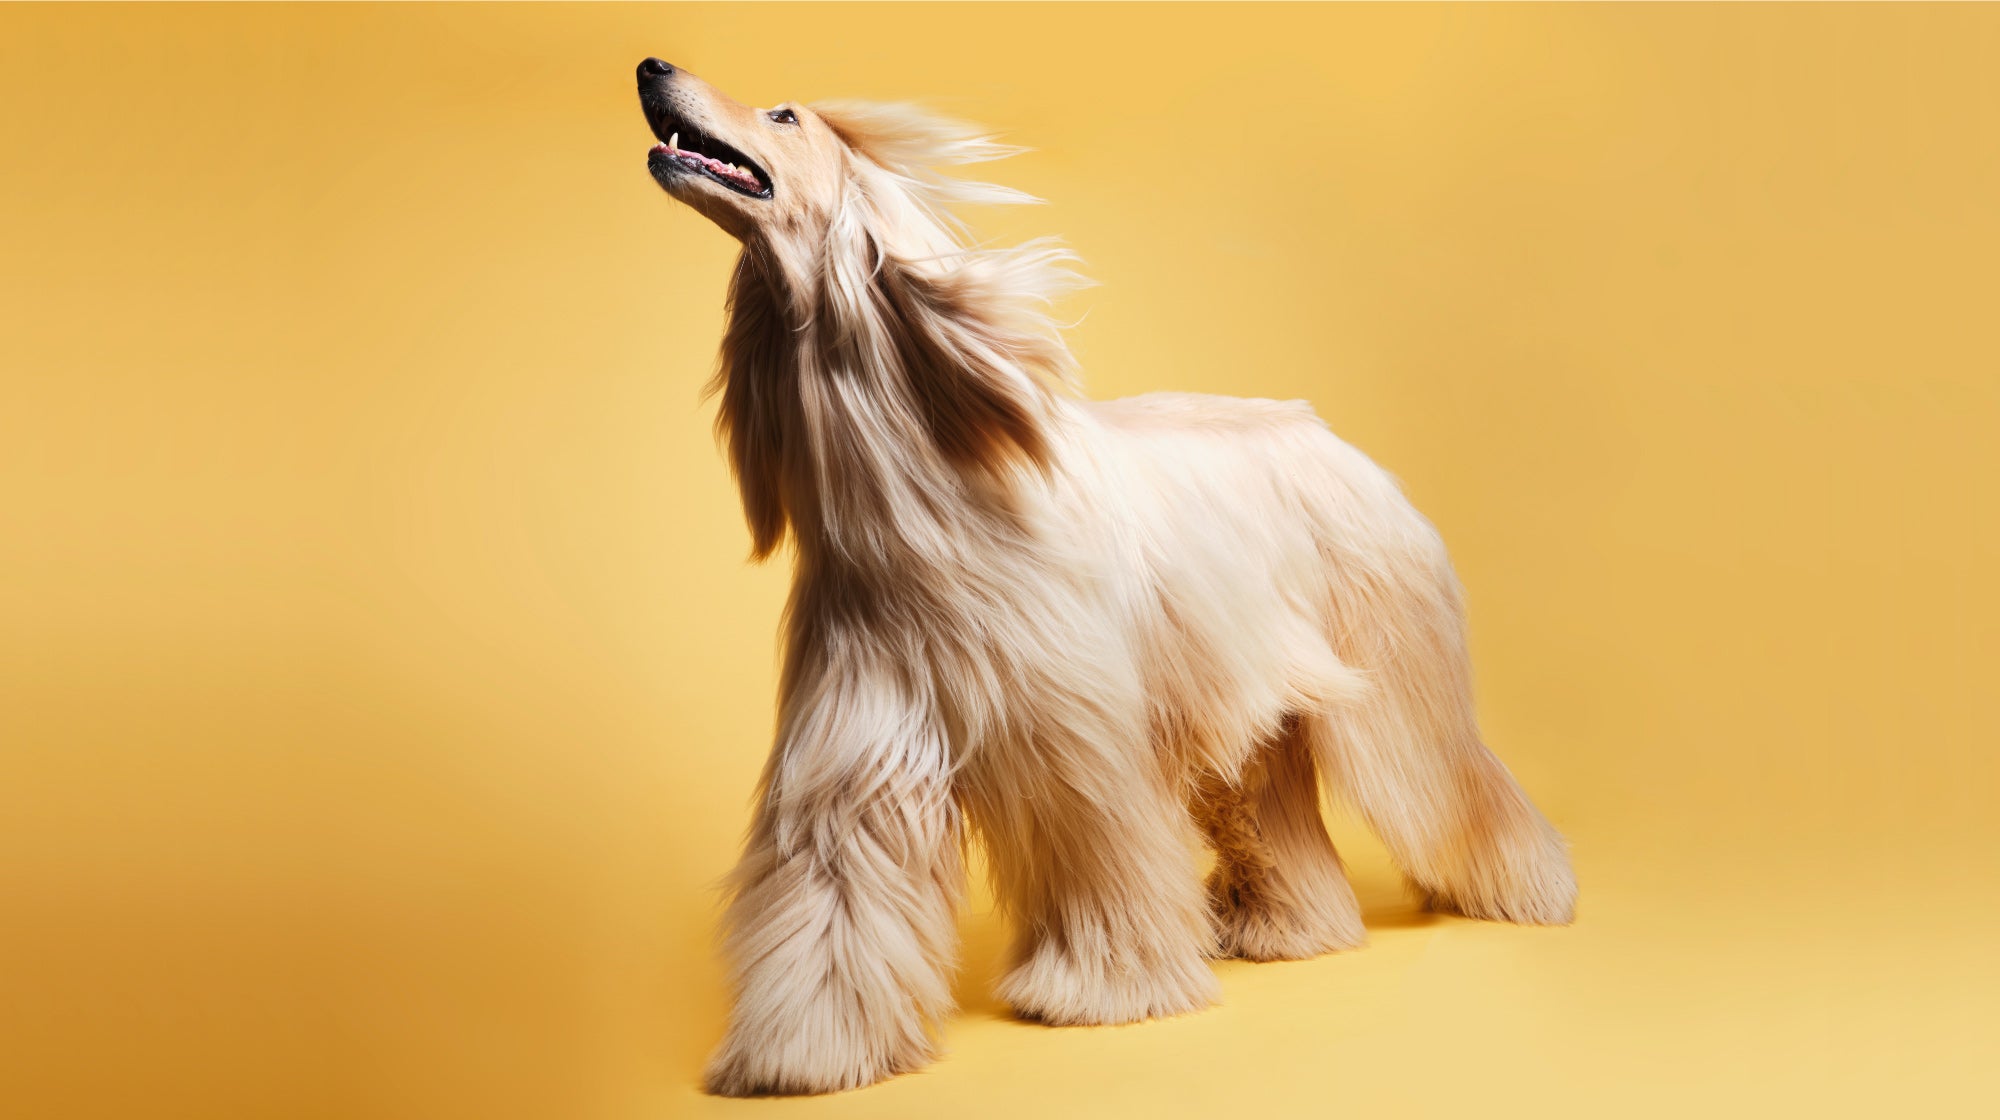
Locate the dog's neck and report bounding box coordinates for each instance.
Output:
[708,239,1072,574]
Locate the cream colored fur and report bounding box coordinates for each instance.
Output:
[635,64,1577,1097]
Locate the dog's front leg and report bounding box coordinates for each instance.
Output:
[967,722,1222,1026]
[703,651,962,1096]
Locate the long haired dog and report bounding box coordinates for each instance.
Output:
[636,59,1577,1096]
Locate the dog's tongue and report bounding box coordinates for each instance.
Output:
[692,153,759,191]
[656,137,759,191]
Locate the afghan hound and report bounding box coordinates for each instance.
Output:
[635,57,1576,1097]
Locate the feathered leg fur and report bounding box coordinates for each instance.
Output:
[1306,481,1579,926]
[964,707,1222,1026]
[704,644,964,1096]
[1195,716,1367,961]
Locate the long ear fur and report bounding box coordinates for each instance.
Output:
[709,102,1088,560]
[872,237,1081,475]
[709,252,798,560]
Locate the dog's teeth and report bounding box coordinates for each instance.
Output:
[668,132,679,152]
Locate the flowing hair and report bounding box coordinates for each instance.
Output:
[706,102,1088,561]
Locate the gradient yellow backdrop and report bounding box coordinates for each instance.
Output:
[4,4,1996,1118]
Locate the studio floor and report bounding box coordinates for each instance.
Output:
[650,812,1991,1119]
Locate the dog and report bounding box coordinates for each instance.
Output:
[636,58,1577,1096]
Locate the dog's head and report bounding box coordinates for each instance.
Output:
[635,59,1033,253]
[635,59,1084,559]
[634,58,837,241]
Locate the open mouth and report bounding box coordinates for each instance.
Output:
[647,119,772,199]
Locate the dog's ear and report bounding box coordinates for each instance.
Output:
[858,238,1084,483]
[803,146,1083,483]
[871,249,1062,479]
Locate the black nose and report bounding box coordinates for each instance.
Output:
[637,58,673,82]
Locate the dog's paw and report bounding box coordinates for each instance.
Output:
[1424,832,1578,926]
[1425,877,1576,926]
[702,1037,926,1097]
[702,1009,932,1096]
[1211,892,1366,962]
[996,940,1220,1026]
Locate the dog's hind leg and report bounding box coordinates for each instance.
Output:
[1193,714,1366,960]
[1314,541,1577,925]
[967,722,1221,1026]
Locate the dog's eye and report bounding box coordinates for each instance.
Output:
[767,108,798,126]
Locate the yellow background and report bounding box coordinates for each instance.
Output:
[4,4,1996,1117]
